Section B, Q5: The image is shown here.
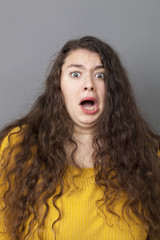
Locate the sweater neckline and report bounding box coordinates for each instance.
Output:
[66,164,95,184]
[68,164,94,170]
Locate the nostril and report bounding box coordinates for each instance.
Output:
[84,87,94,90]
[83,85,94,91]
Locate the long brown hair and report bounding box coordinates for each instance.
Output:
[0,36,160,239]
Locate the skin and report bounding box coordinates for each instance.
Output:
[60,49,106,135]
[60,49,106,168]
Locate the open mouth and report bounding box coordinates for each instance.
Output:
[80,100,95,110]
[79,97,98,114]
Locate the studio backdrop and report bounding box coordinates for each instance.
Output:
[0,0,159,131]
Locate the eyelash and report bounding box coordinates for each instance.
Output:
[70,71,81,78]
[70,71,105,79]
[95,73,105,79]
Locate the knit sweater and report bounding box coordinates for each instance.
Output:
[0,129,148,240]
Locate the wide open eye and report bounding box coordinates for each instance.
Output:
[95,72,105,79]
[71,71,81,78]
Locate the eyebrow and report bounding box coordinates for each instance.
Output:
[67,64,104,70]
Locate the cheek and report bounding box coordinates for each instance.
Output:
[60,85,70,110]
[98,82,106,98]
[61,77,77,95]
[60,80,70,100]
[61,87,75,110]
[99,87,106,110]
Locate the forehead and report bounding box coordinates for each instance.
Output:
[62,49,102,67]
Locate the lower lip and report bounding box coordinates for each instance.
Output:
[80,104,98,114]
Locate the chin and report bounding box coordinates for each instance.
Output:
[78,119,99,128]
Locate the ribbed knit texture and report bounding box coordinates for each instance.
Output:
[0,164,147,240]
[0,129,149,240]
[38,165,147,240]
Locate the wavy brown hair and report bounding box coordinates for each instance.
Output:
[0,36,160,240]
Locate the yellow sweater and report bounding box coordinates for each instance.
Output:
[0,129,148,240]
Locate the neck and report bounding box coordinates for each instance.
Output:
[73,124,96,139]
[65,128,95,168]
[73,132,93,145]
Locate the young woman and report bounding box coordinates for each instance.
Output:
[0,36,160,240]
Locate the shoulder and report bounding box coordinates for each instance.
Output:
[0,126,25,160]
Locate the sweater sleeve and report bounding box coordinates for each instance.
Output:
[0,127,22,240]
[0,132,11,239]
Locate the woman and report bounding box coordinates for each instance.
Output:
[0,36,160,240]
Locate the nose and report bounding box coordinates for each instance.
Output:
[83,75,95,91]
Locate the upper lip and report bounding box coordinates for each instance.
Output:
[79,97,97,104]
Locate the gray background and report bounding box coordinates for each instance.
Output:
[0,0,160,132]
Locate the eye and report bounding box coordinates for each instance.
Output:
[95,72,105,79]
[70,71,81,78]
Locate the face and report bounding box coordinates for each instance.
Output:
[60,49,106,133]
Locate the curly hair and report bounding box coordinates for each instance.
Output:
[0,36,160,240]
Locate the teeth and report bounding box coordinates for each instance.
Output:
[83,106,94,110]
